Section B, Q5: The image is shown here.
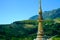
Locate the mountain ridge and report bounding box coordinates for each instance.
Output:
[29,8,60,20]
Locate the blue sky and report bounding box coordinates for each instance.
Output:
[0,0,60,24]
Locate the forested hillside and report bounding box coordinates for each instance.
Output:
[0,8,60,40]
[0,19,60,40]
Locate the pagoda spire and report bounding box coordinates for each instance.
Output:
[36,0,44,40]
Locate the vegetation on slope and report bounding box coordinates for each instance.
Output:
[0,18,60,40]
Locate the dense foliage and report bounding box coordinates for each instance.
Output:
[0,19,60,40]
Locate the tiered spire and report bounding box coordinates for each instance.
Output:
[36,0,44,40]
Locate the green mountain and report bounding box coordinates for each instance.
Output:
[0,8,60,40]
[0,20,38,40]
[29,8,60,20]
[0,19,60,40]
